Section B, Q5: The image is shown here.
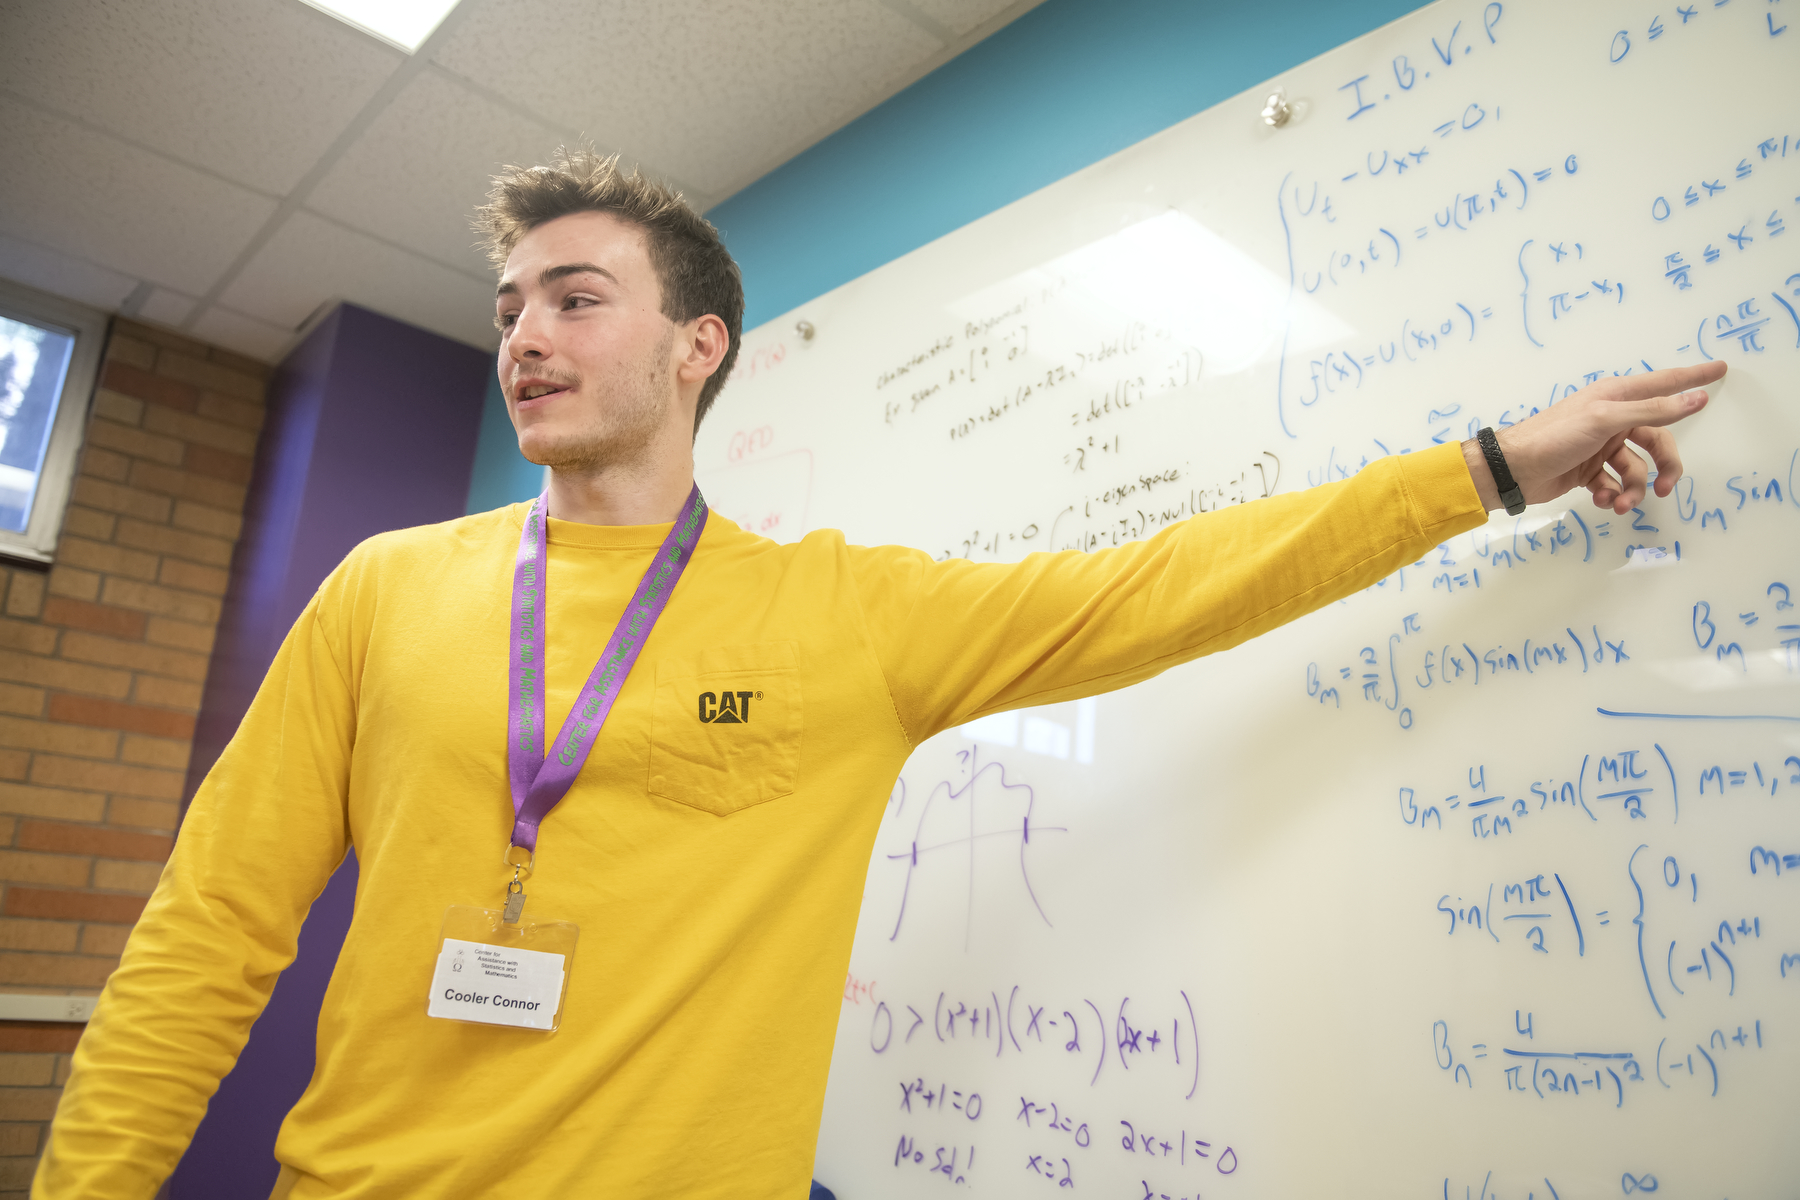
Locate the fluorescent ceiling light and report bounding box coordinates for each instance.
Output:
[299,0,462,52]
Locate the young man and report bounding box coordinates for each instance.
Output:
[37,149,1723,1198]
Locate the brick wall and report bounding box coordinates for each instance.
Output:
[0,318,266,1192]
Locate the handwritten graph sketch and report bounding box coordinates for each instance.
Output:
[880,745,1068,948]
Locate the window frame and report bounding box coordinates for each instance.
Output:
[0,277,107,564]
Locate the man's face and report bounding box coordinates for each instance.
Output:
[494,211,683,470]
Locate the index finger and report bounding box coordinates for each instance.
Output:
[1601,361,1727,405]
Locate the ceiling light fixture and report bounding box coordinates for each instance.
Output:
[298,0,463,53]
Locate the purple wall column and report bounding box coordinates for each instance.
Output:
[164,303,490,1198]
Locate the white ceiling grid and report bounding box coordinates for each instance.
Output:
[431,0,942,198]
[0,94,280,295]
[2,0,401,193]
[0,232,139,312]
[304,67,567,278]
[0,0,1039,362]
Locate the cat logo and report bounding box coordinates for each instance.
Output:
[697,690,761,724]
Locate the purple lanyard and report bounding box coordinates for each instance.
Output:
[506,485,708,857]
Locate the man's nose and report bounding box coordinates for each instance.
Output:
[509,303,553,359]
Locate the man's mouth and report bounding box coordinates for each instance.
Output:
[516,383,570,404]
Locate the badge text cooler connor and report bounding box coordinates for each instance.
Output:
[441,988,545,1012]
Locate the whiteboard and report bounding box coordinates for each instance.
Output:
[693,1,1800,1195]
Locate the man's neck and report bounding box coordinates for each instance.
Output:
[545,457,695,526]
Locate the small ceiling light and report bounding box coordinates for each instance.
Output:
[299,0,462,53]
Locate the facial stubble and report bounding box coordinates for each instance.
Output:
[520,324,676,472]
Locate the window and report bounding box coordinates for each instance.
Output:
[0,278,107,563]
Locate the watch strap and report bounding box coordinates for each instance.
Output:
[1476,426,1526,516]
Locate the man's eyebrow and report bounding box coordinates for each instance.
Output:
[495,261,620,299]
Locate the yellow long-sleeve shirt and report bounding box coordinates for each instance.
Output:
[36,442,1484,1198]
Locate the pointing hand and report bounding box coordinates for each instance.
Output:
[1460,361,1726,514]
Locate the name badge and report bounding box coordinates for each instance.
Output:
[426,905,579,1033]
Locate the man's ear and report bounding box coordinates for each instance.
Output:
[676,314,730,388]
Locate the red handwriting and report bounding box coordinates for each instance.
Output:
[737,509,784,535]
[728,425,776,463]
[845,972,878,1005]
[732,343,787,384]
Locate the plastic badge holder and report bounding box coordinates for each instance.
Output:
[426,905,579,1034]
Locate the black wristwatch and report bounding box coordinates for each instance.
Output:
[1475,426,1526,515]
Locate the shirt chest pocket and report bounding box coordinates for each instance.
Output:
[648,642,803,816]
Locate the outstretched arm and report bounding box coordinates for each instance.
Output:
[856,362,1726,743]
[855,442,1488,742]
[1461,361,1726,514]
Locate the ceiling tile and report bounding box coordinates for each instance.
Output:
[0,96,278,297]
[432,0,942,197]
[307,68,568,278]
[188,306,294,362]
[905,0,1023,36]
[0,0,400,195]
[0,233,138,311]
[138,289,197,328]
[218,210,499,350]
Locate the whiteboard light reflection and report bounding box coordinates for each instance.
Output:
[1614,546,1680,571]
[961,697,1096,764]
[949,210,1350,378]
[1648,651,1800,693]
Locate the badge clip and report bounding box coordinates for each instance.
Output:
[502,871,527,924]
